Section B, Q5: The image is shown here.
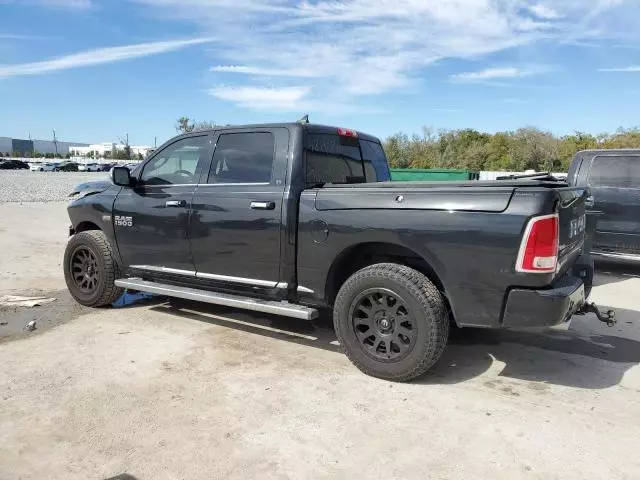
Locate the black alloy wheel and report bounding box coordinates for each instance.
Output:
[70,246,100,294]
[63,230,124,307]
[350,288,416,362]
[333,263,449,381]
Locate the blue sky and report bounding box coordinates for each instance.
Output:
[1,0,639,146]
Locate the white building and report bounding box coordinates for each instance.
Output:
[70,143,153,158]
[131,145,154,157]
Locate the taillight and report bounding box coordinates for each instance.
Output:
[516,213,559,273]
[337,128,358,138]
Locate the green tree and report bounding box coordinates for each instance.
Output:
[558,132,597,170]
[176,116,216,134]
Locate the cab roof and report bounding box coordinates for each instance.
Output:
[179,122,382,144]
[575,149,640,156]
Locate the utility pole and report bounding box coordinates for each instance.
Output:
[52,129,59,156]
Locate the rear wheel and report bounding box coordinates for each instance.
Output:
[333,263,449,381]
[63,230,124,307]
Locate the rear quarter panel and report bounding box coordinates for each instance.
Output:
[297,187,557,328]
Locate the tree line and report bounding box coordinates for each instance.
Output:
[383,127,640,172]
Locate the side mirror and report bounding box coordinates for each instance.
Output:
[111,166,132,187]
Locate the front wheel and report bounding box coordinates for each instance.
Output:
[63,230,124,307]
[333,263,449,381]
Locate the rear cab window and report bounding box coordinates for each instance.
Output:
[303,130,390,186]
[589,156,640,188]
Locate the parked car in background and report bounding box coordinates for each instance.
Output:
[568,149,640,264]
[78,163,101,172]
[98,163,115,172]
[30,162,57,172]
[0,159,29,170]
[55,162,78,172]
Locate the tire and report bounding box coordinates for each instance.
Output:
[333,263,449,381]
[63,230,124,307]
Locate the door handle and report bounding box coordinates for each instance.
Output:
[250,201,276,210]
[165,200,186,208]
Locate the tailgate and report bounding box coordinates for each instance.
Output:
[556,187,588,274]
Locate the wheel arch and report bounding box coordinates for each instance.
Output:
[324,241,455,324]
[74,221,101,233]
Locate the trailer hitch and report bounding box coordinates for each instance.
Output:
[576,302,616,327]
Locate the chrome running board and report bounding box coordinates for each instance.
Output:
[114,277,318,320]
[592,251,640,264]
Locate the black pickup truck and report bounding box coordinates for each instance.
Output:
[568,149,640,264]
[64,122,611,381]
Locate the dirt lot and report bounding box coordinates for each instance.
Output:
[1,202,639,480]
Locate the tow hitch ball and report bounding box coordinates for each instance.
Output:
[576,302,617,327]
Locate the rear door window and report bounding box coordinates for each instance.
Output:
[207,132,275,184]
[589,156,640,188]
[361,140,391,182]
[304,133,389,185]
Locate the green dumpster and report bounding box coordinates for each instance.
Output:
[390,168,479,181]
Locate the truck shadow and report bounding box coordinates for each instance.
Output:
[593,262,640,286]
[424,308,640,389]
[150,301,640,390]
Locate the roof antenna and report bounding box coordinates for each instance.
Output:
[297,114,309,125]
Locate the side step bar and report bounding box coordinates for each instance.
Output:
[114,277,318,320]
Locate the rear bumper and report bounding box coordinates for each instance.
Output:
[502,276,585,328]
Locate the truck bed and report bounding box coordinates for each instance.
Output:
[325,179,569,189]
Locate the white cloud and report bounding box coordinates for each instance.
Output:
[0,0,92,8]
[528,4,562,19]
[450,66,545,83]
[599,65,640,72]
[207,86,311,110]
[0,34,33,39]
[0,38,215,79]
[36,0,92,7]
[126,1,640,110]
[210,65,318,78]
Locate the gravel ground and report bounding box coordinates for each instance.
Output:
[1,202,640,479]
[0,170,107,203]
